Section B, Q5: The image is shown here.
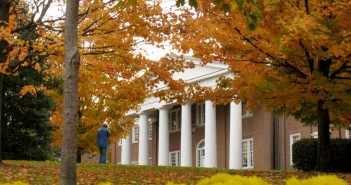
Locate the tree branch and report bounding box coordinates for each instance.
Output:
[299,41,314,74]
[330,61,349,79]
[304,0,310,14]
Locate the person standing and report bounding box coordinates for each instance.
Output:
[96,123,110,164]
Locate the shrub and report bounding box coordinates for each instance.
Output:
[286,175,347,185]
[3,175,348,185]
[329,139,351,172]
[292,138,317,171]
[197,173,269,185]
[167,174,348,185]
[0,181,29,185]
[167,173,269,185]
[293,138,351,172]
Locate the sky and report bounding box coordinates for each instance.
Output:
[44,0,177,61]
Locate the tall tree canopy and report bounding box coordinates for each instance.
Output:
[154,0,351,171]
[0,0,182,163]
[1,59,60,161]
[0,0,64,163]
[49,0,188,161]
[59,0,188,183]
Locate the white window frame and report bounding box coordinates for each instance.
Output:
[242,102,253,118]
[242,138,253,169]
[290,133,301,165]
[346,130,350,139]
[196,102,205,126]
[196,139,205,167]
[169,108,181,132]
[169,150,181,166]
[149,123,152,140]
[131,161,138,165]
[132,126,139,143]
[311,131,318,138]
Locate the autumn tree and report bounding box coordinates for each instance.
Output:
[0,0,10,164]
[60,0,79,183]
[48,0,189,164]
[1,59,59,161]
[154,0,351,171]
[0,0,64,164]
[58,0,187,182]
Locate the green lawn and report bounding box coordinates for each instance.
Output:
[0,161,350,184]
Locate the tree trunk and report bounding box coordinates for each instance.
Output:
[315,99,331,171]
[77,149,82,163]
[60,0,80,184]
[0,0,10,164]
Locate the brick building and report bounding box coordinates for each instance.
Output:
[110,56,350,170]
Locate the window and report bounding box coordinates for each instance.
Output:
[346,130,350,139]
[196,102,205,126]
[242,102,253,118]
[242,138,253,168]
[149,157,152,165]
[149,123,152,140]
[131,161,138,165]
[132,126,139,143]
[169,151,181,166]
[290,133,301,165]
[311,130,333,139]
[310,132,318,138]
[169,108,181,132]
[196,140,205,167]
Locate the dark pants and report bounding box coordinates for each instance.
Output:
[99,147,107,164]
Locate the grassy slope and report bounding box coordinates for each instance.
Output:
[0,161,350,185]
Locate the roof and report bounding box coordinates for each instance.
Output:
[154,56,230,91]
[126,56,232,117]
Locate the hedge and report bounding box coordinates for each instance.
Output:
[292,138,351,172]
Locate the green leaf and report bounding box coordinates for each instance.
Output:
[176,0,185,7]
[189,0,198,8]
[116,1,125,8]
[128,0,137,7]
[222,4,230,13]
[214,0,224,5]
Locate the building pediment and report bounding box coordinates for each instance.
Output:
[127,56,232,116]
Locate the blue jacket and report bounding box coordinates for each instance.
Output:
[97,127,110,148]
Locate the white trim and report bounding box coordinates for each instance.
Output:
[118,139,122,146]
[196,139,205,167]
[290,133,301,165]
[310,132,318,138]
[169,108,181,132]
[169,150,181,166]
[131,161,138,165]
[346,130,350,139]
[242,138,253,169]
[149,123,152,140]
[196,102,205,126]
[132,126,139,143]
[242,102,253,118]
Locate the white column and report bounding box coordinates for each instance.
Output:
[181,101,192,167]
[158,106,170,166]
[229,101,243,169]
[204,100,217,167]
[121,135,131,165]
[138,112,149,165]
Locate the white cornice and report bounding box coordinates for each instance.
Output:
[126,56,233,117]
